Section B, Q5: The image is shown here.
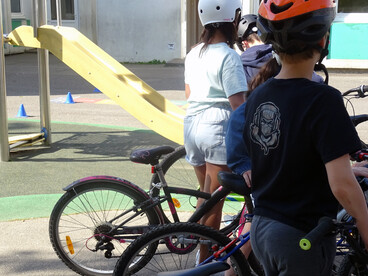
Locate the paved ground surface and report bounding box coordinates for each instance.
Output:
[1,52,368,275]
[1,53,184,275]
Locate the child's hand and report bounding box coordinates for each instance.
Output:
[242,170,252,188]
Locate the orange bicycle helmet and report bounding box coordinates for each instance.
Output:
[257,0,336,54]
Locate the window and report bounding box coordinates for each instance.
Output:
[51,0,75,20]
[335,0,368,23]
[337,0,368,13]
[11,0,21,13]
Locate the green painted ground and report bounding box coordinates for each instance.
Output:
[0,194,62,221]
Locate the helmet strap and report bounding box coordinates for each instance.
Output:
[314,62,329,85]
[236,41,244,51]
[272,50,282,66]
[315,32,330,84]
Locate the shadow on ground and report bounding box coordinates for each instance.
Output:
[8,120,179,162]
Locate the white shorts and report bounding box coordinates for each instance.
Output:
[184,103,232,166]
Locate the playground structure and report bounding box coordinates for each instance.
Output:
[0,0,9,161]
[0,0,185,162]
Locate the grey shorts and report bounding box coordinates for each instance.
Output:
[250,215,336,276]
[184,103,231,166]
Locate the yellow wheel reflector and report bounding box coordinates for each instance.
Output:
[172,198,181,208]
[66,236,75,255]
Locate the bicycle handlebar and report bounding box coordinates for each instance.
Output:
[342,85,368,97]
[351,149,368,162]
[299,217,336,250]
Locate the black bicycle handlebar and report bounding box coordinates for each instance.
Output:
[342,85,368,97]
[299,217,336,250]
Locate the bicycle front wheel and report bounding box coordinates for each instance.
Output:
[151,145,244,234]
[49,178,160,276]
[113,222,252,276]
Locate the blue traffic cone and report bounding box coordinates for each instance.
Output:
[16,104,28,117]
[93,87,101,93]
[64,92,75,104]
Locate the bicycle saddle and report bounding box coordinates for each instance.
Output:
[130,146,175,165]
[217,171,251,196]
[157,261,230,276]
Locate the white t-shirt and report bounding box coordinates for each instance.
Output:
[184,42,247,115]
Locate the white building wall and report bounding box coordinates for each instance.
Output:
[20,1,33,22]
[78,0,97,43]
[1,0,33,54]
[96,0,182,63]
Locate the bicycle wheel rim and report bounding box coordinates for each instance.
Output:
[49,180,159,275]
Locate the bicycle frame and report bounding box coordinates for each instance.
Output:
[150,162,245,228]
[64,163,243,246]
[186,185,234,224]
[200,230,251,265]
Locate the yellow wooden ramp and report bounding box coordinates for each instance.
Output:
[8,25,185,145]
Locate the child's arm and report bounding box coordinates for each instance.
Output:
[326,154,368,249]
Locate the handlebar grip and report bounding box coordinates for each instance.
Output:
[299,217,335,250]
[362,85,368,93]
[351,150,368,162]
[357,85,368,98]
[342,85,368,97]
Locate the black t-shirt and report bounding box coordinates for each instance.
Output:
[243,78,361,232]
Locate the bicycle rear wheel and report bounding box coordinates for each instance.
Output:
[49,178,160,276]
[151,145,244,234]
[113,222,252,275]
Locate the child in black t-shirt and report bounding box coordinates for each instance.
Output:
[243,1,368,275]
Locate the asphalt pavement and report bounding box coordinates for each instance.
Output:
[1,52,368,275]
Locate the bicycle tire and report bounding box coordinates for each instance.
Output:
[49,178,161,276]
[151,145,244,234]
[113,222,252,276]
[337,254,368,276]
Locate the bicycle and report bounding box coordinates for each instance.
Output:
[300,213,368,276]
[113,168,368,276]
[112,222,251,276]
[49,146,246,275]
[329,149,368,276]
[150,145,245,225]
[113,171,261,276]
[342,85,368,148]
[115,83,368,275]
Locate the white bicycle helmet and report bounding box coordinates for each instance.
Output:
[198,0,242,26]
